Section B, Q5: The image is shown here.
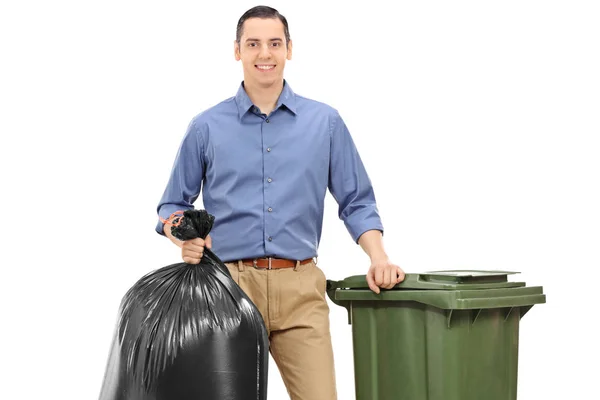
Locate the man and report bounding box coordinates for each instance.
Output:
[155,5,405,400]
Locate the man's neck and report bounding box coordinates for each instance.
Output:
[244,79,284,115]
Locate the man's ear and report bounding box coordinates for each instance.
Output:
[287,39,293,60]
[234,40,241,61]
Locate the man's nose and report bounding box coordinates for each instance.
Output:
[259,43,271,58]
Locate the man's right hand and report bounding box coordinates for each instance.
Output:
[181,236,212,264]
[164,221,212,264]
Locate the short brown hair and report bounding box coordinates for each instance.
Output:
[236,6,291,46]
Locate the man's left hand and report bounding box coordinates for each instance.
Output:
[366,258,405,294]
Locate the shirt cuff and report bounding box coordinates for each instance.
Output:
[343,206,385,244]
[155,204,193,236]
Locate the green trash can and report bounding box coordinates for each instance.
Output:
[326,270,545,400]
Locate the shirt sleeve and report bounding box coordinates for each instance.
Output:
[155,118,205,236]
[328,110,384,244]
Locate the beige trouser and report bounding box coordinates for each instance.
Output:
[224,259,337,400]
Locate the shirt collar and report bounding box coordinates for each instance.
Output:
[235,79,298,119]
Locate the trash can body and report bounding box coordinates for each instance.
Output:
[327,271,545,400]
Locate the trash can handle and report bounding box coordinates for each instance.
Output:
[326,280,352,324]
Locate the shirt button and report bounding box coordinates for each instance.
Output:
[268,207,272,212]
[267,178,272,183]
[267,147,271,152]
[266,118,270,123]
[268,237,273,241]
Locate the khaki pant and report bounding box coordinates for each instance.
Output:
[224,260,337,400]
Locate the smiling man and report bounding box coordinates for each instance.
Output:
[155,5,405,400]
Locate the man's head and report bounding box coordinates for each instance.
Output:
[234,6,292,88]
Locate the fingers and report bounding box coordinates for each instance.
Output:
[183,255,201,264]
[181,238,206,264]
[184,238,205,251]
[396,267,406,283]
[386,267,395,288]
[366,270,380,294]
[375,267,384,288]
[371,264,405,291]
[379,266,390,288]
[379,268,395,289]
[182,248,203,264]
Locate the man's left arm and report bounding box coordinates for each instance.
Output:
[327,111,405,293]
[358,229,405,294]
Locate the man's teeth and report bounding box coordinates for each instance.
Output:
[257,65,274,70]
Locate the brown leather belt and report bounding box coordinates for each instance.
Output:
[241,257,313,269]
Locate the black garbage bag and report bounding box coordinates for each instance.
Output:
[98,209,268,400]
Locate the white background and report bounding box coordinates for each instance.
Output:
[1,0,599,399]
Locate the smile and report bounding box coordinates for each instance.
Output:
[255,65,275,71]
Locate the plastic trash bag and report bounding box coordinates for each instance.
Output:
[98,209,268,400]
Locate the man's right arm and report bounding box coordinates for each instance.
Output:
[155,118,206,239]
[155,118,212,264]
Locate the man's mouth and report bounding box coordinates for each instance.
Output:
[255,65,275,71]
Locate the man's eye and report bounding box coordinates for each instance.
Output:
[272,42,279,47]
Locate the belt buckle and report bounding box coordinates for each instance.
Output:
[268,257,272,270]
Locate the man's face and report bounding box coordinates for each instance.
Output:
[234,17,292,88]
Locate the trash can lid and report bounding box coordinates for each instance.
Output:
[327,270,546,314]
[329,270,526,291]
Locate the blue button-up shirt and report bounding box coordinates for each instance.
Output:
[156,80,383,262]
